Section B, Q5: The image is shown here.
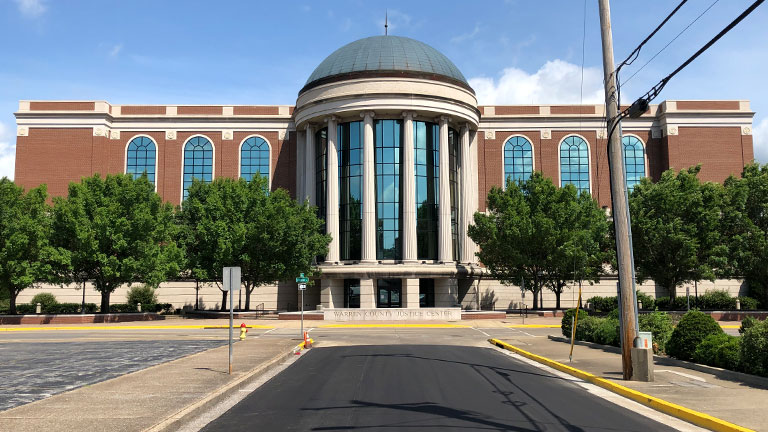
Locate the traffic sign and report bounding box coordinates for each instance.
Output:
[223,267,241,292]
[298,283,307,291]
[296,273,309,284]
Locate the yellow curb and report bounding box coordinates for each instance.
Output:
[506,324,561,328]
[488,338,753,432]
[0,324,274,332]
[720,325,740,329]
[319,324,470,328]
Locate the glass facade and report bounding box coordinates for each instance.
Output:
[419,279,435,307]
[414,121,439,260]
[448,128,460,261]
[344,279,361,308]
[315,128,328,262]
[374,119,403,260]
[240,136,270,183]
[377,279,402,308]
[182,136,213,200]
[126,136,156,185]
[559,135,590,195]
[338,122,363,261]
[622,135,646,191]
[503,136,533,186]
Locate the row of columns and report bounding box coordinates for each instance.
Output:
[301,112,477,264]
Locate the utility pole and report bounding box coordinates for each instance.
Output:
[598,0,638,380]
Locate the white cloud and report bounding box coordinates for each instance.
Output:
[0,123,15,180]
[14,0,46,17]
[109,44,123,57]
[753,117,768,163]
[450,24,480,44]
[469,59,605,105]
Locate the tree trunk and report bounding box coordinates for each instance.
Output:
[100,291,111,314]
[220,290,228,311]
[9,290,18,315]
[532,288,540,310]
[245,285,253,311]
[555,290,561,310]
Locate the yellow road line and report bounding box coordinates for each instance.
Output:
[720,325,740,329]
[0,324,274,332]
[488,338,753,432]
[319,324,470,328]
[506,324,561,328]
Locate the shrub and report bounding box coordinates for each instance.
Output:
[738,297,759,311]
[0,299,9,314]
[655,296,692,311]
[16,304,35,314]
[30,293,58,311]
[639,311,674,353]
[126,285,158,307]
[575,315,601,341]
[586,296,617,313]
[667,310,724,361]
[561,308,588,337]
[636,291,655,310]
[693,333,741,370]
[109,303,138,313]
[697,290,735,310]
[593,318,620,347]
[739,316,758,335]
[741,319,768,377]
[47,303,98,314]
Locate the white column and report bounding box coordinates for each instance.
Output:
[296,129,305,202]
[321,279,344,308]
[359,279,376,308]
[402,112,417,263]
[460,125,475,264]
[304,124,315,206]
[325,116,339,263]
[361,112,376,263]
[402,278,421,308]
[438,116,452,262]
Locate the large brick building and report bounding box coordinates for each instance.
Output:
[13,36,755,315]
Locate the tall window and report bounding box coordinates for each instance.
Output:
[240,136,270,183]
[182,136,213,200]
[414,121,439,260]
[559,135,590,195]
[503,136,533,186]
[374,119,403,260]
[448,128,461,261]
[126,136,156,186]
[338,122,363,261]
[315,128,328,262]
[622,135,646,191]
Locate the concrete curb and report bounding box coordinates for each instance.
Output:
[547,335,768,389]
[144,340,312,432]
[489,338,754,432]
[0,324,274,332]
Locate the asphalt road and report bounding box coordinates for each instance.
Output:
[0,339,226,411]
[202,344,677,432]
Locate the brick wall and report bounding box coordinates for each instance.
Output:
[669,127,747,182]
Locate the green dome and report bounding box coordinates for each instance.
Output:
[302,36,471,93]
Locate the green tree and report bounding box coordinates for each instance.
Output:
[180,176,329,311]
[629,166,727,297]
[468,173,608,309]
[51,174,182,312]
[0,179,69,314]
[722,163,768,306]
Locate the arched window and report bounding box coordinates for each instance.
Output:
[622,135,646,191]
[240,136,270,183]
[559,135,590,195]
[182,136,213,200]
[126,136,156,186]
[503,136,533,186]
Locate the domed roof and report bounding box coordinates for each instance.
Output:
[301,36,471,93]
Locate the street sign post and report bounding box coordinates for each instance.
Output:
[224,266,241,374]
[296,273,309,338]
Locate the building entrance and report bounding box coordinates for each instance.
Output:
[376,279,402,308]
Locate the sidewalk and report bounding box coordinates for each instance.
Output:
[0,337,299,432]
[498,333,768,431]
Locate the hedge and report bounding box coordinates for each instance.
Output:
[667,310,724,361]
[693,333,741,371]
[741,319,768,377]
[561,308,589,337]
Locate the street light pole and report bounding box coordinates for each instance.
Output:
[598,0,639,380]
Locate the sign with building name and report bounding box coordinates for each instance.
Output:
[324,308,461,321]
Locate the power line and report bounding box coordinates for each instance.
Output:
[616,0,689,73]
[621,0,720,87]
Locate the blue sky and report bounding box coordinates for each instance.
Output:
[1,0,766,179]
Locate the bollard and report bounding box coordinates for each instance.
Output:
[137,302,142,312]
[638,299,643,310]
[736,298,741,310]
[36,303,41,314]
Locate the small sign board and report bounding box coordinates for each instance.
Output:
[296,273,309,284]
[298,283,307,291]
[223,267,241,292]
